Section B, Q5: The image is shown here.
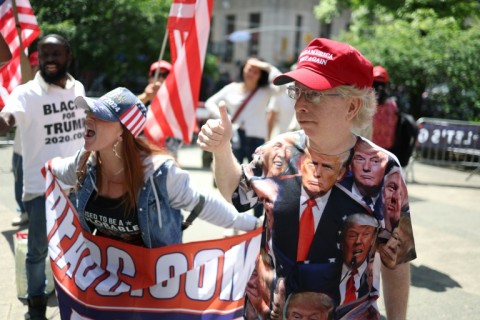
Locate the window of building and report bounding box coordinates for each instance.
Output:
[320,21,332,39]
[248,13,261,57]
[294,15,303,58]
[224,14,236,63]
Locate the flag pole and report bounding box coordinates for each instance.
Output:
[153,31,169,82]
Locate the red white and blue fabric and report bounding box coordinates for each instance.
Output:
[0,0,40,93]
[144,0,213,146]
[119,103,146,137]
[43,161,261,319]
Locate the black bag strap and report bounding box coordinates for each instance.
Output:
[231,88,258,123]
[182,195,205,230]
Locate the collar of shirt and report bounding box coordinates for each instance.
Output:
[300,187,332,232]
[352,183,380,204]
[36,72,76,92]
[341,259,368,283]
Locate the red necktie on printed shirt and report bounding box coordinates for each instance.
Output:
[343,268,358,304]
[297,198,316,261]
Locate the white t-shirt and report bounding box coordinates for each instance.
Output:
[266,92,296,135]
[3,72,85,200]
[204,67,283,139]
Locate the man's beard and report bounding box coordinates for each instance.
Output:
[40,64,68,84]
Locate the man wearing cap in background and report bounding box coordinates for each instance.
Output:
[0,34,85,320]
[198,38,415,319]
[371,65,399,152]
[138,59,171,105]
[138,60,183,158]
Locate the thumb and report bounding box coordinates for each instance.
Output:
[218,100,231,128]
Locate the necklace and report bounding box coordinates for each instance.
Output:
[111,167,125,175]
[307,135,357,156]
[101,167,125,184]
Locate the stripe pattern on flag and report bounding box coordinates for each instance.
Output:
[144,0,213,147]
[0,0,40,93]
[119,103,146,137]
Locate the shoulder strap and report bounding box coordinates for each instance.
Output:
[182,195,205,230]
[231,88,258,123]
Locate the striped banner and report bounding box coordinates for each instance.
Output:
[0,0,40,94]
[144,0,213,146]
[43,161,262,319]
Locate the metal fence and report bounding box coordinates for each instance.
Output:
[413,117,480,180]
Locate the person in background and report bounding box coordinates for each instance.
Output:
[138,60,171,105]
[11,51,40,227]
[50,87,259,249]
[198,38,415,319]
[204,57,282,165]
[0,34,86,320]
[266,64,297,140]
[138,60,184,158]
[371,65,399,152]
[204,57,282,218]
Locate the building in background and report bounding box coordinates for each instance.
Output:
[209,0,351,75]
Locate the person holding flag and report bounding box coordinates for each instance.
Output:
[144,0,213,151]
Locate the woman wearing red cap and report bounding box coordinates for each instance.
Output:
[198,38,415,319]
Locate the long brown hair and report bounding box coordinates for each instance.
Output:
[113,127,169,214]
[78,127,170,216]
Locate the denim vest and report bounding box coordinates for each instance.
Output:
[70,158,183,248]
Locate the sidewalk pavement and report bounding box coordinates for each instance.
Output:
[0,143,479,319]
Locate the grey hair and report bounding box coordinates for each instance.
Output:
[336,85,377,132]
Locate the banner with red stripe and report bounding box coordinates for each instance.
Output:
[43,162,261,319]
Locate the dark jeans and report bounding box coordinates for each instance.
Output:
[232,129,264,164]
[25,196,48,297]
[232,129,264,218]
[12,152,25,213]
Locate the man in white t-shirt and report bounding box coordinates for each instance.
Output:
[0,34,85,320]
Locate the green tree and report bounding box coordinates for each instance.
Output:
[30,0,172,94]
[314,0,480,120]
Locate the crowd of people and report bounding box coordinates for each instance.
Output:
[1,31,415,320]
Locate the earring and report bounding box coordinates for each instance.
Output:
[113,141,122,159]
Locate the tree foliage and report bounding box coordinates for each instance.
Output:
[314,0,480,120]
[30,0,172,94]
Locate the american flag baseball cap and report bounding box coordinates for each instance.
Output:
[75,87,147,137]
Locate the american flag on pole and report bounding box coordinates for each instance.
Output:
[0,0,40,96]
[144,0,213,146]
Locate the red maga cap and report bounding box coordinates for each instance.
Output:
[373,65,389,83]
[274,38,373,90]
[149,60,172,75]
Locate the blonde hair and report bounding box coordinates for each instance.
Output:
[336,85,377,134]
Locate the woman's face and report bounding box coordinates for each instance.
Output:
[243,61,262,85]
[83,113,123,152]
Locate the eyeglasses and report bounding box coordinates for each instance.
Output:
[286,85,346,103]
